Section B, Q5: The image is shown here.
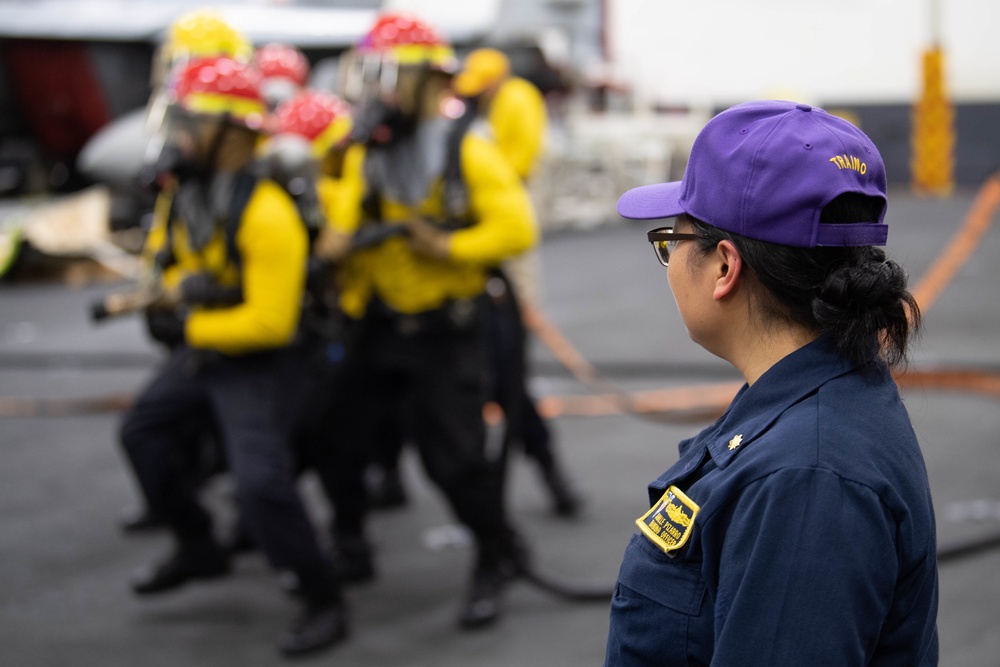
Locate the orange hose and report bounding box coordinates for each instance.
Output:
[5,178,1000,420]
[910,175,1000,314]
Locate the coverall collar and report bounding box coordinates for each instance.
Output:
[703,336,859,469]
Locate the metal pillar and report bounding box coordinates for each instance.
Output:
[911,0,954,196]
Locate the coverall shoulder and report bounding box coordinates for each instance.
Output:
[144,178,308,355]
[605,337,939,666]
[487,76,548,180]
[329,131,538,316]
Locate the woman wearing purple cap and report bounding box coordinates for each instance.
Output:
[606,101,937,666]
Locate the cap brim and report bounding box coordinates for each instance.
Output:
[616,182,685,220]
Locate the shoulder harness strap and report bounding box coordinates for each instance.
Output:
[224,170,258,271]
[441,103,478,224]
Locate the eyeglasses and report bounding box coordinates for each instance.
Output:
[647,227,701,267]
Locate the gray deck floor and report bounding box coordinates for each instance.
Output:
[2,186,999,666]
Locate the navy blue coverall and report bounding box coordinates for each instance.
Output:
[605,337,938,666]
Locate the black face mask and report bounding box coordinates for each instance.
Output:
[137,143,176,198]
[159,112,235,182]
[350,96,417,147]
[155,143,202,181]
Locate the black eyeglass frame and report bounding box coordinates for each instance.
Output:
[646,226,702,267]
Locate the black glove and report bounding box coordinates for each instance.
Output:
[144,308,187,349]
[180,273,242,306]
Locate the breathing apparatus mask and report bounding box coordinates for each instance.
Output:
[156,55,266,181]
[160,106,250,185]
[157,55,266,248]
[340,12,458,147]
[342,53,423,147]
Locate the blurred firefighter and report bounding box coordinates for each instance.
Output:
[254,42,311,111]
[314,12,537,629]
[118,7,256,534]
[453,47,547,181]
[452,47,582,516]
[258,87,339,248]
[116,56,347,657]
[227,88,378,583]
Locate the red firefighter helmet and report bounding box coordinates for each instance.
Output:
[255,43,310,86]
[355,12,456,70]
[254,43,310,109]
[342,12,457,104]
[170,56,266,130]
[273,89,353,157]
[150,8,253,118]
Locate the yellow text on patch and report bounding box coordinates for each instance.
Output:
[636,485,700,554]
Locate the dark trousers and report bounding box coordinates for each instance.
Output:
[357,274,556,486]
[120,345,331,575]
[307,297,511,555]
[485,272,554,467]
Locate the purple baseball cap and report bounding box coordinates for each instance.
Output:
[617,100,889,247]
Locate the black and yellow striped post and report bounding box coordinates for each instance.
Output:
[911,0,954,197]
[912,45,954,196]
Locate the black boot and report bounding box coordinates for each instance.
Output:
[457,533,528,630]
[132,535,230,595]
[540,461,584,518]
[497,530,531,581]
[458,561,505,630]
[119,505,166,534]
[278,602,348,658]
[366,465,408,510]
[331,531,376,585]
[224,518,257,556]
[278,564,348,657]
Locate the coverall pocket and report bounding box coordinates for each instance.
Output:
[618,533,704,612]
[606,534,707,666]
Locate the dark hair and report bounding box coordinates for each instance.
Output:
[683,193,921,371]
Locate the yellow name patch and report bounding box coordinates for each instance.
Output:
[635,485,700,554]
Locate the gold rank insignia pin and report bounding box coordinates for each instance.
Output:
[728,434,743,450]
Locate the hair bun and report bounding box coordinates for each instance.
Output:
[812,250,916,368]
[814,249,900,310]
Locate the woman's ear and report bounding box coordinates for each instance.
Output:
[712,240,743,301]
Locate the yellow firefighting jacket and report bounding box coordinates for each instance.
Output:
[316,154,373,318]
[144,178,308,355]
[326,135,537,317]
[487,76,548,180]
